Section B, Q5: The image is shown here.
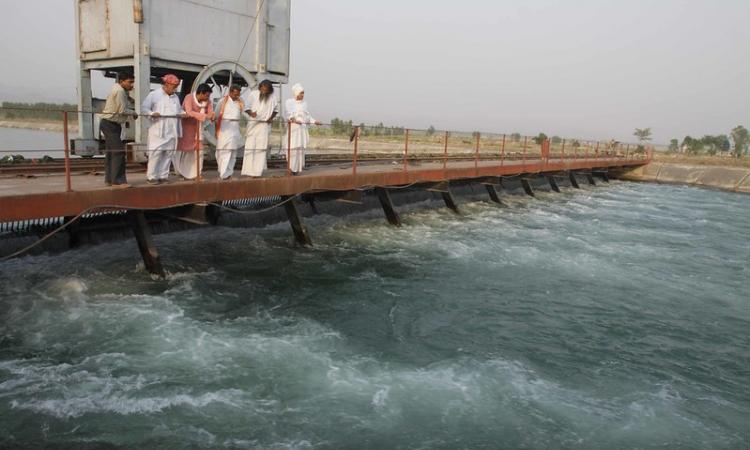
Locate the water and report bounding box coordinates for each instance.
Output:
[0,127,66,158]
[1,182,748,449]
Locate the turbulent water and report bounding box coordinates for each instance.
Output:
[1,182,748,449]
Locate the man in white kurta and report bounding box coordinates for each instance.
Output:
[241,80,279,177]
[215,86,244,180]
[142,74,183,183]
[284,83,321,174]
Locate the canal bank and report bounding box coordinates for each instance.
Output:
[614,162,750,193]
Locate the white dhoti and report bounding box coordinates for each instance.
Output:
[287,123,309,173]
[216,146,237,179]
[146,138,176,181]
[241,122,271,177]
[216,128,241,179]
[173,150,203,180]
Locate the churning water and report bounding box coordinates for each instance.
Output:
[1,182,748,449]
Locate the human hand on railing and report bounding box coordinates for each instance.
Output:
[266,117,274,124]
[249,111,257,119]
[314,120,322,126]
[151,112,161,118]
[207,111,215,121]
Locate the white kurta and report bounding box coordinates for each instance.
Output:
[142,88,183,181]
[216,97,243,179]
[241,90,279,177]
[284,99,316,173]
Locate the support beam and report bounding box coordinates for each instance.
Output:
[485,184,503,204]
[520,178,535,197]
[127,210,166,278]
[282,196,312,246]
[569,172,581,189]
[586,173,597,186]
[375,187,401,227]
[441,187,460,214]
[546,176,561,193]
[594,171,610,183]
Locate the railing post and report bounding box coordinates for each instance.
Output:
[404,128,409,172]
[474,132,480,175]
[195,126,201,182]
[561,139,566,163]
[286,120,292,177]
[501,133,506,166]
[625,144,630,160]
[63,111,72,192]
[353,126,359,176]
[522,136,528,172]
[595,141,600,159]
[443,130,449,171]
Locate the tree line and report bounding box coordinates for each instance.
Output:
[0,102,78,122]
[635,126,749,158]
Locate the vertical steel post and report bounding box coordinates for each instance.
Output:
[353,126,359,176]
[522,136,528,172]
[404,128,409,172]
[474,132,480,175]
[501,134,506,166]
[443,130,449,171]
[63,111,72,192]
[286,120,292,176]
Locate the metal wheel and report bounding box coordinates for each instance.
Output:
[191,61,258,148]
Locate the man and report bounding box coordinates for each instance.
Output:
[175,83,214,180]
[141,74,184,184]
[215,85,244,180]
[99,72,136,187]
[241,80,279,177]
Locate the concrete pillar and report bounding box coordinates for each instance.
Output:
[375,187,401,227]
[546,176,561,193]
[441,188,460,214]
[282,197,312,246]
[521,178,535,197]
[569,172,581,189]
[127,210,166,278]
[485,184,503,204]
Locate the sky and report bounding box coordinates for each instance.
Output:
[1,0,748,144]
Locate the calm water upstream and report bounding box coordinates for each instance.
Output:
[1,182,748,449]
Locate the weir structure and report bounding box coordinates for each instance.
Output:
[0,120,651,276]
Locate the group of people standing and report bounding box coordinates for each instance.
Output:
[99,72,319,187]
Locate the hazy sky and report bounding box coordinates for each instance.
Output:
[1,0,748,144]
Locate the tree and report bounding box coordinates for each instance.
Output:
[532,132,548,145]
[730,125,749,158]
[702,135,718,156]
[426,125,436,137]
[681,136,703,155]
[668,139,679,153]
[551,135,562,144]
[634,128,652,144]
[510,133,522,143]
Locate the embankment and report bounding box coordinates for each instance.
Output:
[614,162,750,193]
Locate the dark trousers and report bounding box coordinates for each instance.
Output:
[100,119,127,185]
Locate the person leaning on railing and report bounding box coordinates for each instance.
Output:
[100,72,137,188]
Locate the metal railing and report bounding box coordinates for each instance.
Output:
[0,105,654,192]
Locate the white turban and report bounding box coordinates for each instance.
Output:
[292,83,304,97]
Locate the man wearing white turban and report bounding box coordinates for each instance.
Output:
[284,83,321,174]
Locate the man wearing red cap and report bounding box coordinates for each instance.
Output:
[141,74,184,184]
